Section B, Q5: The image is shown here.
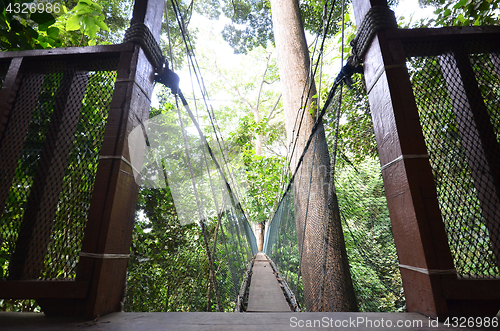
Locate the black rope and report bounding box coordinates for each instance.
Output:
[169,0,248,212]
[123,23,166,72]
[349,6,398,66]
[277,60,356,205]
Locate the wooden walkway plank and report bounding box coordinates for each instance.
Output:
[0,312,477,330]
[246,253,291,312]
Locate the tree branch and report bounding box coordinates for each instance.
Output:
[265,92,282,126]
[255,53,273,120]
[213,56,256,113]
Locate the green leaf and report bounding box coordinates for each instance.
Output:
[36,34,49,46]
[83,15,95,30]
[47,26,59,38]
[88,24,98,39]
[9,19,23,31]
[26,26,38,39]
[74,3,90,10]
[17,32,32,50]
[478,0,490,11]
[453,0,467,9]
[66,15,81,31]
[74,3,91,15]
[95,19,108,31]
[90,2,102,12]
[37,22,49,31]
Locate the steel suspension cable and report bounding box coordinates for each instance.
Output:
[164,1,174,70]
[161,0,258,310]
[169,0,250,220]
[330,0,346,175]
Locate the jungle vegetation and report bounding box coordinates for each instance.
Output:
[1,0,499,313]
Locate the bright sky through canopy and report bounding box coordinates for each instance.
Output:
[394,0,436,22]
[153,0,436,108]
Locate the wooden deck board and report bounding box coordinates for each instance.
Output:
[0,312,489,330]
[246,253,291,312]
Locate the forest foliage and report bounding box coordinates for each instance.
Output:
[1,0,499,313]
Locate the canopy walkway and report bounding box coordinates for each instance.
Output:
[246,253,290,312]
[0,0,500,323]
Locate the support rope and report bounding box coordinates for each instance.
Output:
[157,1,257,311]
[123,22,166,72]
[349,6,398,66]
[169,0,249,216]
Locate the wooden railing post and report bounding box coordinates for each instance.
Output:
[38,0,164,318]
[83,0,163,318]
[352,0,456,318]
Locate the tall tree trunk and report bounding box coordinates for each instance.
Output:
[255,221,265,251]
[270,0,357,311]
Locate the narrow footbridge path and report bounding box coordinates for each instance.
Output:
[246,253,291,312]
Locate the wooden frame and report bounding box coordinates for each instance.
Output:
[0,44,133,60]
[0,0,163,318]
[353,0,500,318]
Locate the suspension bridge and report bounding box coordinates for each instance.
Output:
[0,0,500,328]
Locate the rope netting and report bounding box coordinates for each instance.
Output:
[264,74,405,312]
[124,0,257,312]
[0,57,118,281]
[125,91,257,311]
[405,40,500,278]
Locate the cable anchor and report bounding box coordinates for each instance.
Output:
[154,59,180,95]
[335,56,364,89]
